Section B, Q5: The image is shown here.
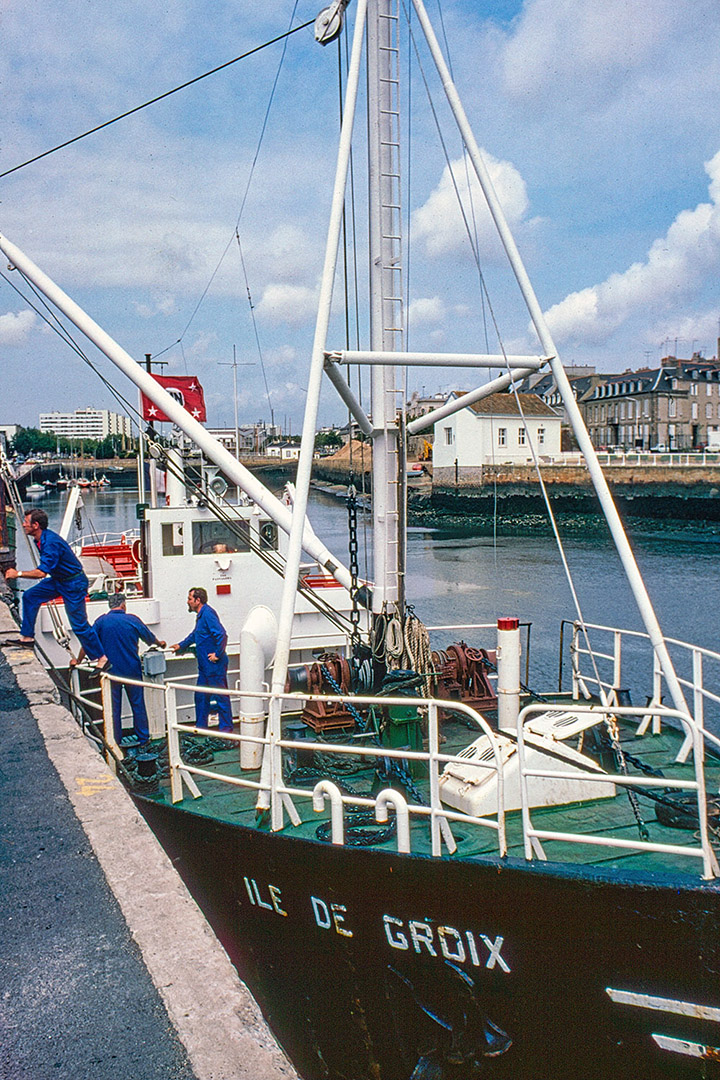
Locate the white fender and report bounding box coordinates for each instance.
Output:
[239,605,277,769]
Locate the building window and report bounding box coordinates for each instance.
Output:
[691,384,698,396]
[518,428,526,446]
[444,427,453,446]
[692,402,699,420]
[708,384,714,396]
[707,404,713,419]
[498,428,507,447]
[538,427,545,445]
[668,399,677,418]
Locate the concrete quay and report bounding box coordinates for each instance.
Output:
[0,597,295,1080]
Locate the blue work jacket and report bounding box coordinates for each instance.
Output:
[94,610,160,678]
[178,603,228,675]
[37,529,86,583]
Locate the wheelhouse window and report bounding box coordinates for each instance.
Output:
[192,519,250,554]
[161,522,184,556]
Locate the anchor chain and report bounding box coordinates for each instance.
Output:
[347,478,361,655]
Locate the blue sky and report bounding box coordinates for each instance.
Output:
[2,0,720,432]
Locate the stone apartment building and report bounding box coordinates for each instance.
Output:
[580,356,720,451]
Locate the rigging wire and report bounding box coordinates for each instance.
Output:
[154,0,301,422]
[0,258,359,637]
[399,0,608,704]
[234,230,274,426]
[0,269,145,434]
[0,19,315,181]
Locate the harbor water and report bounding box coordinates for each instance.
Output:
[18,485,720,714]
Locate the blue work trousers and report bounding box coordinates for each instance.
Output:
[110,680,150,744]
[194,668,233,732]
[21,575,104,659]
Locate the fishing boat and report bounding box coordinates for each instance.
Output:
[2,2,720,1078]
[25,481,45,495]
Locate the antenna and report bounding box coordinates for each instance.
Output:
[218,345,255,463]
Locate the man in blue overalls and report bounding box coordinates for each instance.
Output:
[171,587,233,732]
[75,593,166,747]
[3,508,108,667]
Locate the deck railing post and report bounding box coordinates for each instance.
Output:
[166,684,184,804]
[313,780,345,845]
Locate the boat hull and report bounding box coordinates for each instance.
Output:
[134,793,720,1080]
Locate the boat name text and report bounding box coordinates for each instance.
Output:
[383,915,510,971]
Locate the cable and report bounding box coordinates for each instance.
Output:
[0,19,315,180]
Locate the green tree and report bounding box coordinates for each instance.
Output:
[11,427,56,456]
[315,429,343,450]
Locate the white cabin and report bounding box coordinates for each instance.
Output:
[432,392,561,481]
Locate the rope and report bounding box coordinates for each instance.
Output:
[385,614,405,669]
[0,19,315,180]
[403,610,435,697]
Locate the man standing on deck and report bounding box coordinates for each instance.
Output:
[170,587,233,732]
[74,593,166,747]
[3,508,108,668]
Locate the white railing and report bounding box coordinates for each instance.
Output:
[567,620,720,755]
[73,530,140,548]
[516,702,718,881]
[88,647,718,878]
[595,451,720,467]
[161,681,506,856]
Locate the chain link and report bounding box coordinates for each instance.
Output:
[347,478,361,653]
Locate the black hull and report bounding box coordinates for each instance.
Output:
[135,794,720,1080]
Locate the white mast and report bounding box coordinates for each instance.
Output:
[367,0,404,613]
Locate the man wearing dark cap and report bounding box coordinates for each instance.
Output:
[4,507,108,668]
[76,593,166,747]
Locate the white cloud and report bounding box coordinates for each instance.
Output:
[0,310,37,345]
[411,152,530,258]
[648,309,720,359]
[256,283,318,327]
[268,381,306,406]
[544,150,720,346]
[502,0,686,100]
[408,296,445,326]
[134,293,177,319]
[265,344,299,368]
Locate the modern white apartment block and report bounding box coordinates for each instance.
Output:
[39,408,132,441]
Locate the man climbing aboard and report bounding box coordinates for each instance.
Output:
[3,508,108,669]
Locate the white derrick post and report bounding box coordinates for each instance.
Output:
[496,617,521,734]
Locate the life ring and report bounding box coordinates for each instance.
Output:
[131,539,142,565]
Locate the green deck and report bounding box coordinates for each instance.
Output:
[137,712,720,880]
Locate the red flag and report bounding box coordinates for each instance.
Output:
[141,375,207,423]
